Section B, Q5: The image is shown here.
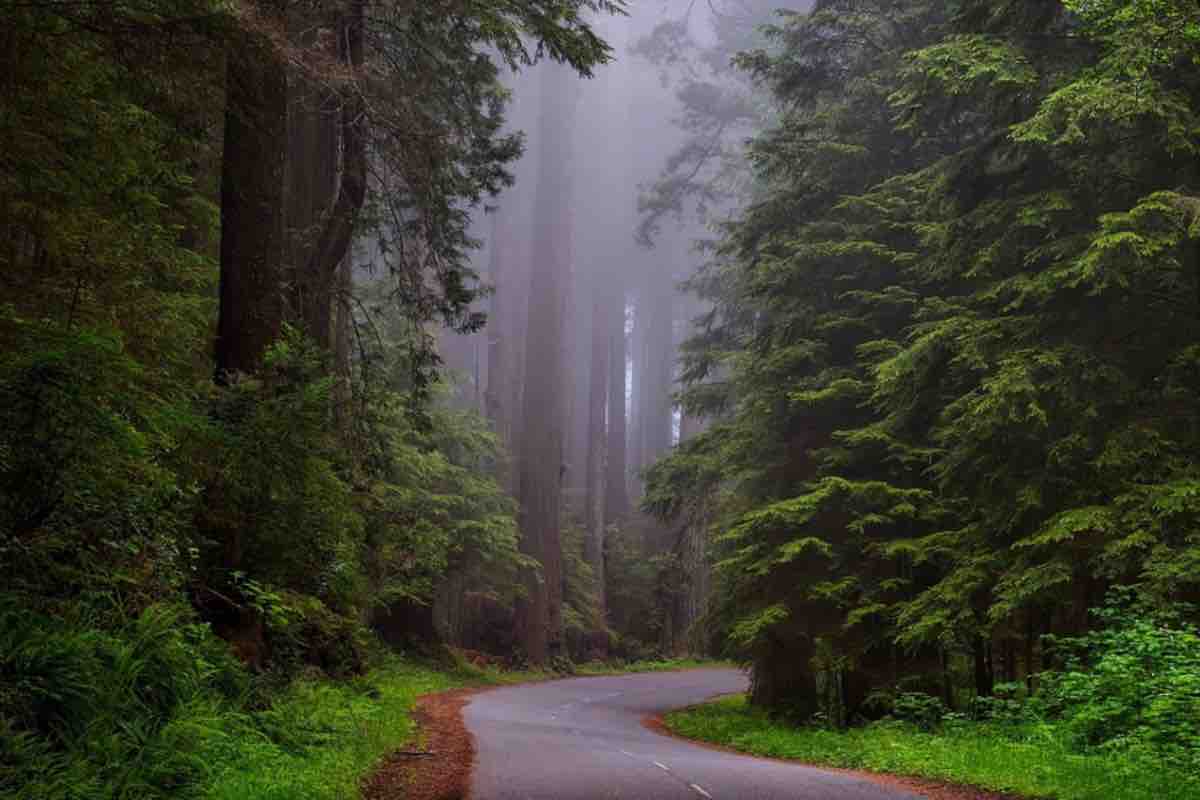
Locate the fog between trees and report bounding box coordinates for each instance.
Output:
[433,1,801,663]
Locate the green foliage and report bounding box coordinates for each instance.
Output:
[198,329,364,612]
[647,0,1200,721]
[560,521,605,657]
[0,600,248,800]
[204,659,465,800]
[666,694,1200,800]
[0,318,196,603]
[603,520,669,659]
[890,693,950,732]
[1037,598,1200,770]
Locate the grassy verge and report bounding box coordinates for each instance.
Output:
[204,660,472,800]
[664,695,1200,800]
[576,657,733,676]
[204,656,725,800]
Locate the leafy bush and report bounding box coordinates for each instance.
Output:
[197,329,365,614]
[0,320,193,602]
[1037,598,1200,770]
[891,692,950,731]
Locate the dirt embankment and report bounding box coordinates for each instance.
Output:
[362,688,481,800]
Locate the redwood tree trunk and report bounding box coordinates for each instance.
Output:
[514,62,576,664]
[303,0,366,304]
[584,290,609,616]
[604,287,629,524]
[215,2,288,378]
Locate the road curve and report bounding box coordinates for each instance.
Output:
[463,668,922,800]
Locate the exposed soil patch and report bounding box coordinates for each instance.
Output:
[643,714,1028,800]
[362,688,481,800]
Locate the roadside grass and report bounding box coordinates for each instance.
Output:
[204,660,469,800]
[205,655,729,800]
[664,695,1200,800]
[576,657,734,675]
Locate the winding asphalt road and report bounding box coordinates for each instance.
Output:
[463,668,922,800]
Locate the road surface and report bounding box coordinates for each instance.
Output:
[463,668,923,800]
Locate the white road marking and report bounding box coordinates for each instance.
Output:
[653,761,671,772]
[689,784,713,799]
[619,750,635,758]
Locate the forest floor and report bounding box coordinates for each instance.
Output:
[663,695,1200,800]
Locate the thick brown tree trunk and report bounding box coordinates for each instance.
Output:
[513,62,576,664]
[303,0,366,305]
[283,7,339,351]
[215,2,288,378]
[287,77,340,350]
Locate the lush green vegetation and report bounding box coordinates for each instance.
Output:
[666,599,1200,799]
[669,695,1200,800]
[646,0,1200,728]
[204,659,467,800]
[0,597,461,800]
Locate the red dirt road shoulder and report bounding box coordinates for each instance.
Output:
[362,687,480,800]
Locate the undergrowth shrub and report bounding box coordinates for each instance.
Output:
[1037,596,1200,770]
[0,321,193,602]
[890,692,950,731]
[0,599,249,800]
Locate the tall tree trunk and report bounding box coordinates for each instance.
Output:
[681,499,711,654]
[563,271,589,493]
[973,634,995,697]
[215,2,288,378]
[288,72,340,350]
[284,10,338,350]
[332,254,353,429]
[486,203,523,493]
[642,257,675,465]
[605,288,629,524]
[584,290,609,617]
[303,0,366,299]
[514,62,576,664]
[628,282,645,489]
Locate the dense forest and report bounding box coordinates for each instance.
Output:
[4,0,1200,798]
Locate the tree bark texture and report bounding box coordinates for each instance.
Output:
[215,1,288,377]
[302,0,366,307]
[285,19,341,351]
[514,62,576,663]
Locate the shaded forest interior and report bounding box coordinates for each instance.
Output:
[5,0,1200,798]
